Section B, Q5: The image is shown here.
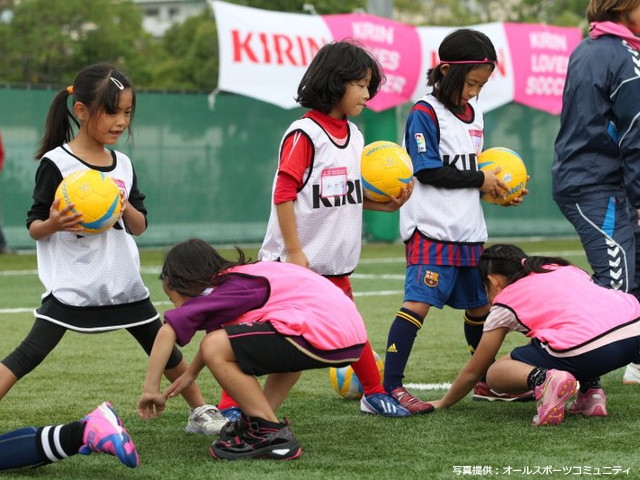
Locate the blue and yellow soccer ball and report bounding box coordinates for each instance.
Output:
[55,170,122,235]
[329,351,384,400]
[478,147,527,205]
[361,141,413,202]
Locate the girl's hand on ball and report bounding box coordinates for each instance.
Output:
[480,167,508,201]
[50,198,83,232]
[501,175,530,207]
[369,179,415,212]
[397,178,415,204]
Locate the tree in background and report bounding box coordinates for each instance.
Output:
[395,0,586,28]
[0,0,158,85]
[147,7,218,92]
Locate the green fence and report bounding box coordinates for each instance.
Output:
[0,87,573,250]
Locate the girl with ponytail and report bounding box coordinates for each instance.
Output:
[427,243,640,426]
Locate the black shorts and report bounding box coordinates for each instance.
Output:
[511,337,640,381]
[225,322,340,376]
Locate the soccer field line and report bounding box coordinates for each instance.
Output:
[405,382,452,391]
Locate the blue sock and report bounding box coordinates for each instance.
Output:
[383,307,423,392]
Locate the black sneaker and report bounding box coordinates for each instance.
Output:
[218,414,250,443]
[210,417,302,460]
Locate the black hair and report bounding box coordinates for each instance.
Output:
[478,243,572,288]
[35,62,136,159]
[427,29,497,114]
[161,238,253,297]
[295,40,385,114]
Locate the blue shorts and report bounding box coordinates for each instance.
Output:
[511,337,640,381]
[403,264,488,309]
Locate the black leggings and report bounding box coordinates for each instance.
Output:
[1,318,183,379]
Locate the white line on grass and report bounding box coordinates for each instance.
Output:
[405,382,452,391]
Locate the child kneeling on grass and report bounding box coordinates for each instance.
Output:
[137,238,368,460]
[428,243,640,426]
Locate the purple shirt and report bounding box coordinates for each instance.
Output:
[163,262,367,355]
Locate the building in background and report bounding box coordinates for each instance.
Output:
[134,0,207,37]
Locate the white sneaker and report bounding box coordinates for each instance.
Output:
[185,405,228,435]
[623,363,640,385]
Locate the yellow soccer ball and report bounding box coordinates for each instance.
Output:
[361,141,413,202]
[329,351,384,400]
[478,147,527,205]
[55,170,122,235]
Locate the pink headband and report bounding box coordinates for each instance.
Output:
[440,58,496,65]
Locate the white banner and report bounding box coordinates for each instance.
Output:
[212,1,331,108]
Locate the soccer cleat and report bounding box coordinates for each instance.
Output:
[210,417,302,460]
[360,392,411,417]
[472,381,535,402]
[622,363,640,384]
[79,402,140,468]
[389,387,434,414]
[186,405,228,435]
[220,406,243,422]
[566,388,608,417]
[531,369,578,426]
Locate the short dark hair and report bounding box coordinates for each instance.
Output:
[161,238,252,297]
[295,40,385,114]
[427,29,497,113]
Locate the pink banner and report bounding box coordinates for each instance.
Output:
[503,23,582,115]
[322,13,422,112]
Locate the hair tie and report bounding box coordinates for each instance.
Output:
[521,258,527,267]
[440,58,496,65]
[66,85,74,95]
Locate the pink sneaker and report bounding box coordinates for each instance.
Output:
[566,388,607,417]
[389,387,434,414]
[532,370,578,426]
[79,402,140,468]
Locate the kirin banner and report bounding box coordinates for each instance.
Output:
[210,0,582,114]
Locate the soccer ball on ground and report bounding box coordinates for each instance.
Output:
[361,141,413,202]
[329,351,384,400]
[55,169,122,235]
[477,147,527,205]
